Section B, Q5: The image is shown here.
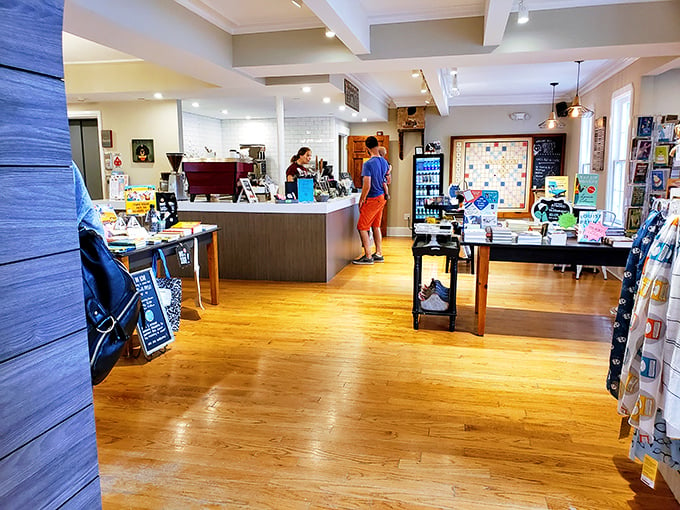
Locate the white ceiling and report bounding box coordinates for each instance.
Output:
[62,0,680,121]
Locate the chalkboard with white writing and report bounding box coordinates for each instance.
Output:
[531,134,565,189]
[131,269,174,356]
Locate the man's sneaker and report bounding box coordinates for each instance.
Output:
[372,253,385,263]
[352,255,374,265]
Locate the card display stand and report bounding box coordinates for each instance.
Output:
[412,235,459,331]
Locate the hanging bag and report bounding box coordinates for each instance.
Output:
[79,227,142,385]
[152,249,182,331]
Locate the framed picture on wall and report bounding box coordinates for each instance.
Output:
[414,146,423,155]
[449,136,532,213]
[132,139,154,163]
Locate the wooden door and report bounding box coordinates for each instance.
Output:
[347,135,389,237]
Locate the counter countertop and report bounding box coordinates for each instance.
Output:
[94,193,359,215]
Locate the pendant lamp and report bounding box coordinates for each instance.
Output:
[566,60,594,119]
[538,82,565,129]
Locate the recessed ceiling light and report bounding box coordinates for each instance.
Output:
[322,97,331,103]
[246,116,252,120]
[351,112,358,117]
[338,105,346,111]
[191,102,199,108]
[411,69,420,78]
[153,92,163,99]
[450,68,457,76]
[325,28,335,38]
[291,0,302,7]
[362,118,367,122]
[221,109,228,115]
[425,99,431,104]
[302,86,311,93]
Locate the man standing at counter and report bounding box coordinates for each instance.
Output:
[353,136,389,265]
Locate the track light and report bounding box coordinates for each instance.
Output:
[517,0,529,24]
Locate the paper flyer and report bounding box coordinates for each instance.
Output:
[125,185,156,215]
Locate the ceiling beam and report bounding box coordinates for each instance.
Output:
[303,0,370,55]
[421,68,449,117]
[483,0,513,46]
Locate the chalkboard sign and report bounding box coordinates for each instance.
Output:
[531,134,565,189]
[531,197,573,223]
[131,269,174,356]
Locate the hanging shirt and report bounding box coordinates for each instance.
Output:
[618,216,679,439]
[607,210,664,398]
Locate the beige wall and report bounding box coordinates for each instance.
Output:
[68,100,181,189]
[581,56,678,209]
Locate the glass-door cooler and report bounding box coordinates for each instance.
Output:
[412,153,444,224]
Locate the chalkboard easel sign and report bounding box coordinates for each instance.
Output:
[531,134,565,189]
[131,268,174,356]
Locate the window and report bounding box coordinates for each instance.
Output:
[578,116,593,173]
[607,84,633,222]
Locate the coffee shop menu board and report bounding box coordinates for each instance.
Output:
[131,268,174,356]
[531,134,565,189]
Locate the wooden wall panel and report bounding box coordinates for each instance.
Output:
[0,67,71,167]
[326,205,361,281]
[59,477,103,510]
[0,167,78,264]
[0,251,85,363]
[0,406,99,508]
[0,331,92,459]
[0,0,64,78]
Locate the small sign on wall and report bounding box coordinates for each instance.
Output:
[344,79,359,112]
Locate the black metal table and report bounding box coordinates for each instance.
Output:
[412,235,459,331]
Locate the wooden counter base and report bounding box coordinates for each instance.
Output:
[179,204,360,282]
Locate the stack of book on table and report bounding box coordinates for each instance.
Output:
[463,227,487,243]
[516,231,543,245]
[603,236,634,248]
[489,226,513,244]
[107,235,148,252]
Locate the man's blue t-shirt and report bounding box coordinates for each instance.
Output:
[361,156,389,198]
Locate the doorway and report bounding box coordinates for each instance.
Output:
[69,118,104,199]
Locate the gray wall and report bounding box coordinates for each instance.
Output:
[0,1,102,507]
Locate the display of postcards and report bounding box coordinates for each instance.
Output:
[657,122,676,143]
[651,169,666,191]
[654,145,669,166]
[630,185,646,207]
[663,114,679,123]
[631,161,649,183]
[636,116,654,137]
[632,139,652,161]
[625,207,643,231]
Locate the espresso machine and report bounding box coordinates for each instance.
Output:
[166,152,188,200]
[240,144,266,177]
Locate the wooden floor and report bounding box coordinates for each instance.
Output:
[95,237,679,509]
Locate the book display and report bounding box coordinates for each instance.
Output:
[625,114,679,235]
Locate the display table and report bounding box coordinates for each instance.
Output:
[464,240,631,336]
[97,195,360,282]
[115,227,219,305]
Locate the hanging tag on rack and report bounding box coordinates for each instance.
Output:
[640,454,658,489]
[176,242,191,267]
[618,416,632,439]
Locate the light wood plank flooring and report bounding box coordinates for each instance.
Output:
[94,237,679,509]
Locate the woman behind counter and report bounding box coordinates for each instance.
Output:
[286,147,313,182]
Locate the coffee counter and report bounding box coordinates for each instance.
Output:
[96,195,361,282]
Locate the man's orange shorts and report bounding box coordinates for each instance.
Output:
[357,195,386,231]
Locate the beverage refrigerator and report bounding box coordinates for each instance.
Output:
[412,153,444,224]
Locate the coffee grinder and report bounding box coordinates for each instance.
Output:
[166,152,188,200]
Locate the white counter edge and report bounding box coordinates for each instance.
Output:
[94,194,360,215]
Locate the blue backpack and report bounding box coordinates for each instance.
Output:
[79,227,142,385]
